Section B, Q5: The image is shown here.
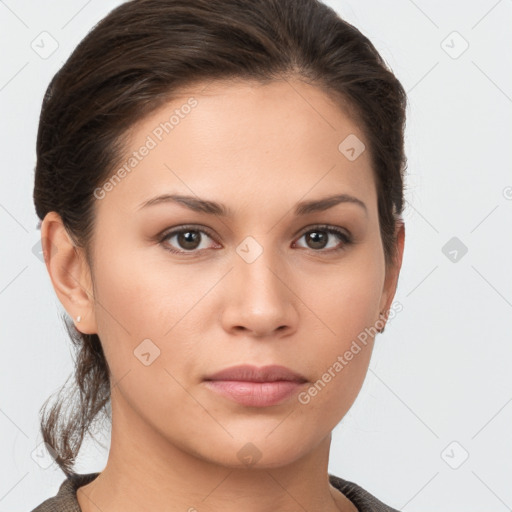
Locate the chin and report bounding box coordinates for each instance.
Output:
[200,435,312,470]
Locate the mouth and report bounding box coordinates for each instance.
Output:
[203,364,308,407]
[203,364,308,383]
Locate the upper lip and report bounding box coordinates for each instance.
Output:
[204,364,307,383]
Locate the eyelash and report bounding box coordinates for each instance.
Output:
[158,224,353,256]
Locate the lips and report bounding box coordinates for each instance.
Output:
[203,364,308,407]
[203,364,307,383]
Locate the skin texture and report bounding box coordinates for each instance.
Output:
[42,78,405,512]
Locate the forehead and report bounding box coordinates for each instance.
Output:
[94,78,376,219]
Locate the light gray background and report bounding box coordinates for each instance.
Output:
[1,1,511,510]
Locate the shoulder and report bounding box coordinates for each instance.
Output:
[29,473,100,512]
[329,473,400,512]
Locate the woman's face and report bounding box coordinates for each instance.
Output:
[80,78,403,468]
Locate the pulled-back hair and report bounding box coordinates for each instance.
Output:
[34,0,407,477]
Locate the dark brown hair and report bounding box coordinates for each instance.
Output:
[34,0,407,477]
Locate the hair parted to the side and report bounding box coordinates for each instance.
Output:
[33,0,408,477]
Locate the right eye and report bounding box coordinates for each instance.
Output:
[159,225,220,255]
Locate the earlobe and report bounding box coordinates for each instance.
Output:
[40,211,97,335]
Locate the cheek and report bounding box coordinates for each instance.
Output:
[304,253,383,345]
[90,245,212,384]
[89,249,201,420]
[296,253,383,404]
[92,244,199,336]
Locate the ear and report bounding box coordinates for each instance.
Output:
[40,211,97,335]
[378,220,405,329]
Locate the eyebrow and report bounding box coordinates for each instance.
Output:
[137,193,367,217]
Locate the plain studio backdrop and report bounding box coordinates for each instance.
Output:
[1,1,511,511]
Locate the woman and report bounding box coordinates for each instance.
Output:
[31,0,407,510]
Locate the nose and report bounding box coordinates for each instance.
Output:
[220,245,298,338]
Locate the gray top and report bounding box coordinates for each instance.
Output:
[30,472,400,512]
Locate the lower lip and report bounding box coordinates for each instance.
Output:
[203,380,305,407]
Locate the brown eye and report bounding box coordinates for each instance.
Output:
[160,226,218,254]
[305,230,329,250]
[158,224,352,257]
[294,225,352,252]
[175,230,202,250]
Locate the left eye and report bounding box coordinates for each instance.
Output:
[294,225,352,252]
[160,225,352,255]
